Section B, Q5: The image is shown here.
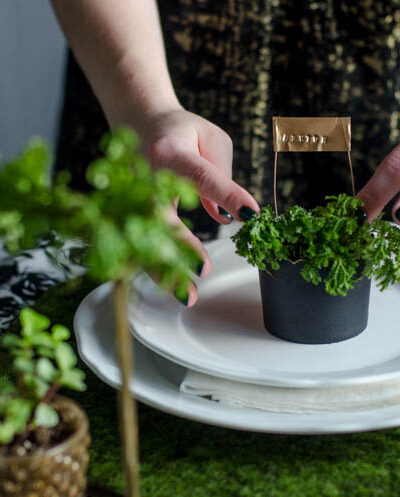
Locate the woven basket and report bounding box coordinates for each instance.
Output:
[0,397,90,497]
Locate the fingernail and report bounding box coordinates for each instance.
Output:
[195,260,204,277]
[218,206,233,220]
[355,207,367,225]
[239,206,258,221]
[174,288,189,306]
[395,208,400,222]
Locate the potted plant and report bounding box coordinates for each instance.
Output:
[0,128,199,497]
[0,307,89,497]
[232,194,400,344]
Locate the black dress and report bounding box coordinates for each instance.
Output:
[55,0,400,238]
[3,0,399,330]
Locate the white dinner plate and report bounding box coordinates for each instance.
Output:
[128,238,400,388]
[74,282,400,434]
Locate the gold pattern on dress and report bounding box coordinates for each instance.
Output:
[161,0,400,208]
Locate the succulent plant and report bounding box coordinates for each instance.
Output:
[0,308,85,445]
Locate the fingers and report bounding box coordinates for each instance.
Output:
[391,197,400,225]
[188,155,260,221]
[200,198,234,224]
[148,268,199,307]
[174,281,198,308]
[357,144,400,221]
[165,206,212,307]
[197,126,235,223]
[149,137,260,222]
[175,215,212,279]
[198,125,233,177]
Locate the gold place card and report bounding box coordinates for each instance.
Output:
[272,116,351,152]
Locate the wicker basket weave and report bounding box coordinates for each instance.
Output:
[0,397,90,497]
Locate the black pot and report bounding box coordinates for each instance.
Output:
[258,261,371,344]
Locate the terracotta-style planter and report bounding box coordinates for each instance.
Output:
[0,397,90,497]
[259,261,371,344]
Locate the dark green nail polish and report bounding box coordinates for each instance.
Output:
[196,260,204,276]
[239,206,257,221]
[395,208,400,221]
[218,206,233,220]
[174,288,189,306]
[355,207,367,226]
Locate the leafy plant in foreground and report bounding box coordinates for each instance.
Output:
[232,194,400,296]
[0,128,200,297]
[0,308,85,445]
[0,127,200,496]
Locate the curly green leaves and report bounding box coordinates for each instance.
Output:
[232,194,400,296]
[369,218,400,291]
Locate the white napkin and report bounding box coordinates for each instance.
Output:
[180,371,400,413]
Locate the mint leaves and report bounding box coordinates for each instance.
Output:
[232,194,400,296]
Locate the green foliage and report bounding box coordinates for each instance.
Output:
[0,137,53,252]
[23,274,400,497]
[0,308,86,445]
[232,194,400,296]
[0,127,201,445]
[0,127,199,291]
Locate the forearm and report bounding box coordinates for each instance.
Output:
[50,0,180,132]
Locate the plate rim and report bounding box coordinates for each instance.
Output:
[74,282,400,435]
[129,239,400,388]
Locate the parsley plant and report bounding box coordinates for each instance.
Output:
[232,194,400,296]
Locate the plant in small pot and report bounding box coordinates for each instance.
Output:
[0,307,89,497]
[0,128,199,497]
[232,194,400,344]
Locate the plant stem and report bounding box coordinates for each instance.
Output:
[17,381,60,445]
[114,279,141,497]
[42,382,60,405]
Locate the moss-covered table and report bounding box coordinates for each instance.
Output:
[4,277,400,497]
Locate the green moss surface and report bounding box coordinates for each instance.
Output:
[4,278,400,496]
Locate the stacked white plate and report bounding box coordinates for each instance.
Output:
[74,237,400,434]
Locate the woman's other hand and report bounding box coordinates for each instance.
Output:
[358,144,400,224]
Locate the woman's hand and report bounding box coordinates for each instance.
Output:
[139,108,260,306]
[50,0,260,305]
[357,144,400,224]
[141,108,260,223]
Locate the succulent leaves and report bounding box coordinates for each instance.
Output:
[0,309,85,444]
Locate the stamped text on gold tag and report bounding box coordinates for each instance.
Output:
[273,117,351,152]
